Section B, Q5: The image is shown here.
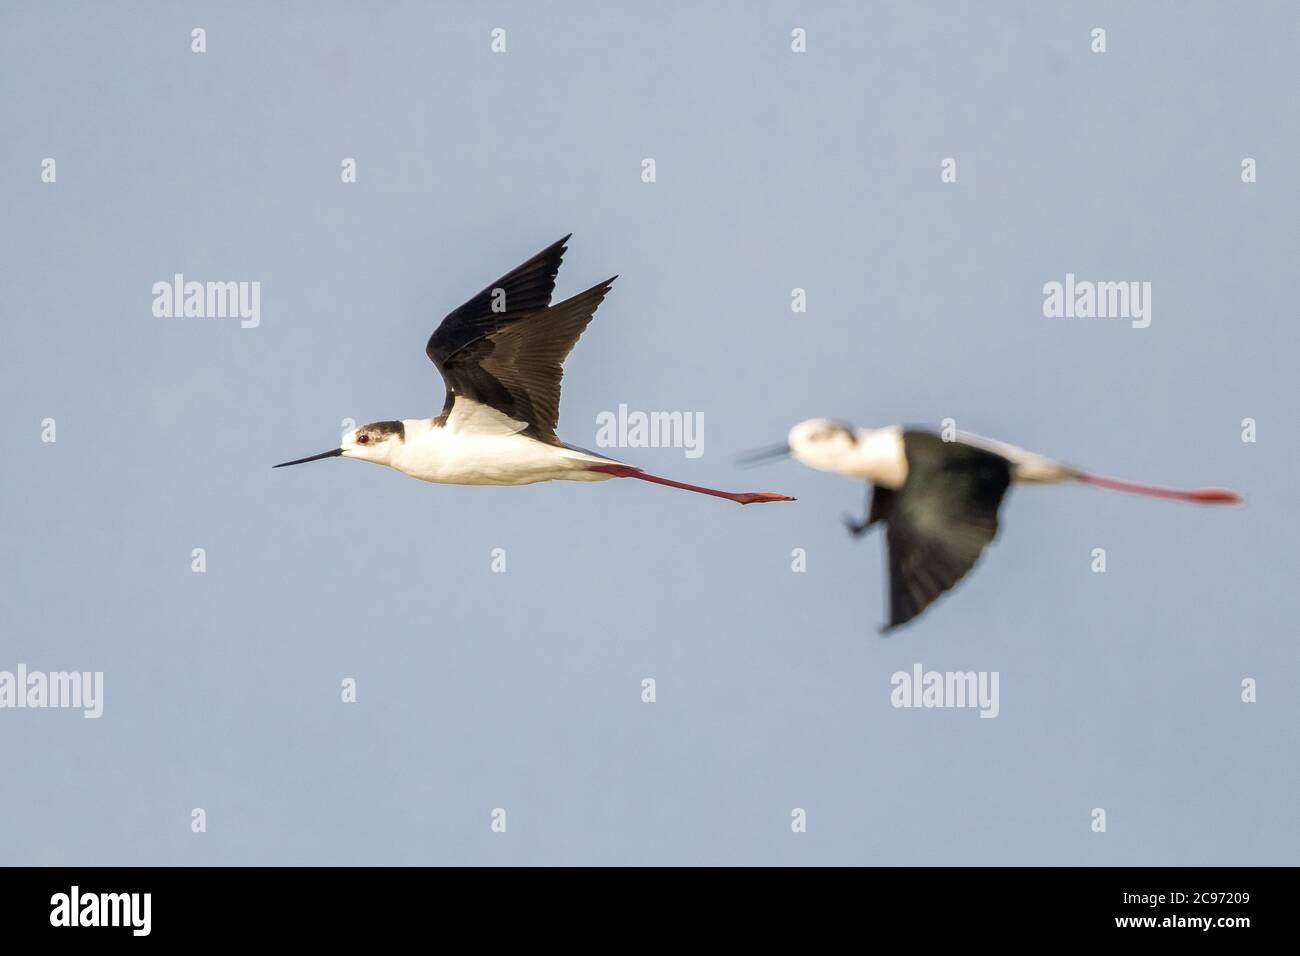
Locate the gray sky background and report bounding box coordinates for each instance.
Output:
[1,1,1296,865]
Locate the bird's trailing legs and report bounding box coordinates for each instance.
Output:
[844,516,870,537]
[1075,472,1243,505]
[844,489,874,537]
[844,484,894,537]
[587,464,795,505]
[837,466,1240,543]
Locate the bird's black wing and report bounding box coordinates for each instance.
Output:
[424,236,613,441]
[434,279,615,442]
[880,432,1012,632]
[426,235,570,369]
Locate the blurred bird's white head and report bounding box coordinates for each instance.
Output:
[739,417,861,474]
[786,418,860,472]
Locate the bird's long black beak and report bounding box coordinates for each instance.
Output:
[273,448,344,468]
[737,442,791,467]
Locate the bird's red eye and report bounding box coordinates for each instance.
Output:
[357,435,370,445]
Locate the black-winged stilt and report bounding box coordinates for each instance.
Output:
[743,420,1242,631]
[274,237,794,506]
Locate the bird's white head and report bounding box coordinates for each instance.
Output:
[274,420,406,471]
[786,418,860,472]
[341,421,405,465]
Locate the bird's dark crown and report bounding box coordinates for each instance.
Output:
[810,420,857,443]
[360,420,405,442]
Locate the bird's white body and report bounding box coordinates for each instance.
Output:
[950,431,1075,484]
[348,414,619,486]
[786,420,1074,488]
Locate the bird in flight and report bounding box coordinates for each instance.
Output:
[743,420,1242,632]
[275,236,793,506]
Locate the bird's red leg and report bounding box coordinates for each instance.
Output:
[1076,473,1243,505]
[588,465,795,505]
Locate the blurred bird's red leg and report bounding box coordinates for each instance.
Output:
[1076,472,1243,505]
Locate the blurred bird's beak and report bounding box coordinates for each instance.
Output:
[273,448,343,468]
[737,443,791,467]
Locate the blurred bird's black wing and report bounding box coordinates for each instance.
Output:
[425,237,614,443]
[880,432,1012,632]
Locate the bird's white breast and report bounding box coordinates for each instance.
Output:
[387,419,610,486]
[847,426,909,487]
